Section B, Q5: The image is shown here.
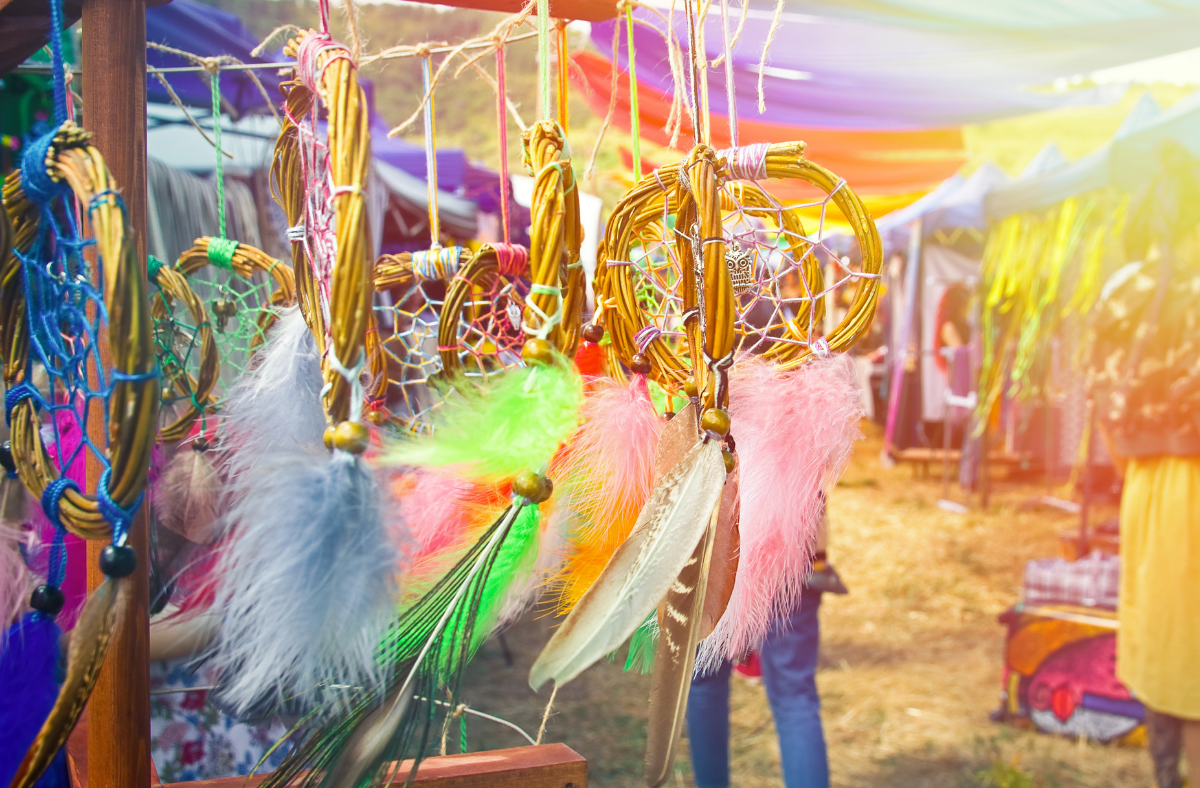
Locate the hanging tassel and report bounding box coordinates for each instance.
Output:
[207,306,397,718]
[158,443,222,546]
[529,432,726,691]
[8,579,126,788]
[696,356,861,673]
[0,613,66,788]
[264,495,546,788]
[549,375,662,614]
[381,359,582,484]
[210,447,396,718]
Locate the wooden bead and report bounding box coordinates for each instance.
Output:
[722,450,737,474]
[367,409,388,426]
[192,436,209,453]
[508,470,542,501]
[700,408,731,437]
[30,584,65,617]
[582,323,605,344]
[323,426,336,451]
[99,545,137,578]
[683,377,699,398]
[537,475,555,503]
[630,353,652,375]
[332,421,371,454]
[521,338,554,366]
[0,440,14,475]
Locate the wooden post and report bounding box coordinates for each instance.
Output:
[81,0,153,785]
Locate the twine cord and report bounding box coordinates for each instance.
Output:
[537,0,551,122]
[757,0,784,113]
[627,3,642,180]
[422,54,443,247]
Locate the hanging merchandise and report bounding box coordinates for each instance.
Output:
[202,13,398,719]
[373,42,531,432]
[0,0,157,781]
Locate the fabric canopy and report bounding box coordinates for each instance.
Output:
[984,91,1200,218]
[596,2,1168,132]
[146,0,283,119]
[573,50,965,196]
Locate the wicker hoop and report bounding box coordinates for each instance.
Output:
[2,122,158,540]
[436,243,531,380]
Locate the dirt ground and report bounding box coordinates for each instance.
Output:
[456,423,1153,788]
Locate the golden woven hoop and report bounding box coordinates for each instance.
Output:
[521,122,583,354]
[436,243,530,380]
[282,31,372,426]
[2,122,158,540]
[599,142,883,393]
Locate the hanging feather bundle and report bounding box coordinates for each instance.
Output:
[264,498,544,788]
[0,522,32,634]
[0,613,64,788]
[207,308,397,718]
[7,579,126,788]
[381,359,582,483]
[549,375,662,614]
[696,356,861,672]
[158,445,222,546]
[530,427,726,691]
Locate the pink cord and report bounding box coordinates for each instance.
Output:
[494,243,528,277]
[496,46,512,245]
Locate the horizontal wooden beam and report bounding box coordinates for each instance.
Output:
[69,736,587,788]
[403,0,617,22]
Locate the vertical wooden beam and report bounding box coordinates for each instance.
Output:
[81,0,152,786]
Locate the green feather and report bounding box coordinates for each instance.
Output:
[624,612,658,675]
[381,360,582,480]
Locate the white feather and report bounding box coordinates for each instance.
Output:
[529,439,726,691]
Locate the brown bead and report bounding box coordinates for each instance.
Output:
[366,409,388,426]
[683,377,699,398]
[582,323,605,344]
[513,470,552,503]
[630,353,652,376]
[521,338,554,366]
[323,426,335,451]
[332,421,371,454]
[700,408,731,437]
[722,449,737,474]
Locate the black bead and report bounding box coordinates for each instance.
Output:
[192,436,209,453]
[582,323,605,344]
[0,440,14,474]
[630,353,652,375]
[30,584,65,617]
[99,545,138,578]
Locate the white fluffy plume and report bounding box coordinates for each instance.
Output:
[207,308,397,716]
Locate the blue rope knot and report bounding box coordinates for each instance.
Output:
[97,468,143,547]
[40,477,79,536]
[111,365,161,385]
[5,382,42,425]
[87,190,127,218]
[20,128,69,207]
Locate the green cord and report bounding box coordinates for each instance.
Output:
[210,68,225,240]
[537,0,551,122]
[626,6,642,182]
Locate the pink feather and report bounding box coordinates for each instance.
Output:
[549,375,663,613]
[697,355,862,671]
[391,469,479,560]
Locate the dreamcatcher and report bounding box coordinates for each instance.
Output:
[372,44,531,431]
[0,1,157,780]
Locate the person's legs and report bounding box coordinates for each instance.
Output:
[759,588,829,788]
[686,660,733,788]
[1182,718,1200,787]
[1145,708,1184,788]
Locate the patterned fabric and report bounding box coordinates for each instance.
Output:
[1087,246,1200,457]
[1023,551,1120,610]
[150,660,292,783]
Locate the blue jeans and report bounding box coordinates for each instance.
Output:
[686,588,828,788]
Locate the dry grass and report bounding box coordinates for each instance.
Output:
[456,422,1150,788]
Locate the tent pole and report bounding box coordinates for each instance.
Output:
[82,0,152,784]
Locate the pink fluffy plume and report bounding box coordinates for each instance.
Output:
[697,355,862,671]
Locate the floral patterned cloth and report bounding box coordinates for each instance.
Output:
[150,660,293,783]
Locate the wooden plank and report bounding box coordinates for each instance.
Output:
[402,0,616,21]
[68,741,586,788]
[81,0,153,786]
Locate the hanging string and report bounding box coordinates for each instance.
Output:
[48,0,69,125]
[719,0,738,147]
[683,0,706,145]
[537,0,552,122]
[211,68,226,240]
[422,54,443,248]
[496,45,512,245]
[757,0,784,114]
[626,3,642,181]
[317,0,332,35]
[555,20,569,133]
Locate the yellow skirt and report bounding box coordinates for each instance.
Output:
[1118,454,1200,719]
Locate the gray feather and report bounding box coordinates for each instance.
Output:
[529,438,726,691]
